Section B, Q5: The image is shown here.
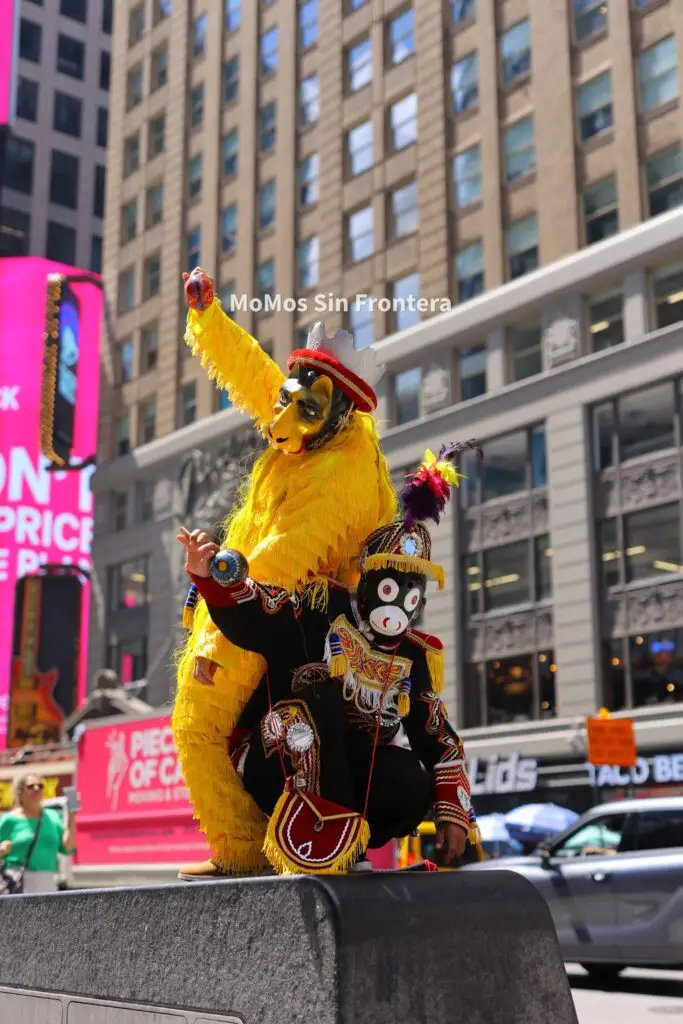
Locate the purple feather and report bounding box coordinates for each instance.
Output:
[399,438,483,528]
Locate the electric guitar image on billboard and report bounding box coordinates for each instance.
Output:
[8,575,64,748]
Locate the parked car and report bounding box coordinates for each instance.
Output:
[460,795,683,981]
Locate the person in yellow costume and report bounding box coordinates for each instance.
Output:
[174,268,397,878]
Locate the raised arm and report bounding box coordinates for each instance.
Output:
[183,268,286,430]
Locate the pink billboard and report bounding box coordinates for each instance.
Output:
[0,0,18,126]
[75,716,211,866]
[0,258,102,747]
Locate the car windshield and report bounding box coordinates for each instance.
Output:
[552,815,626,859]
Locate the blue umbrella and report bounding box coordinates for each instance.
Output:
[477,814,514,844]
[504,803,579,844]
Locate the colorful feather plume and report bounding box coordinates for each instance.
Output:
[400,439,482,528]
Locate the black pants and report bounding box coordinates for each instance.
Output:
[241,680,432,848]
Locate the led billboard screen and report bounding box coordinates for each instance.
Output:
[0,258,102,748]
[0,0,18,127]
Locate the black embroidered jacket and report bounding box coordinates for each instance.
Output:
[189,571,472,830]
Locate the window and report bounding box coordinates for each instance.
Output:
[152,48,169,92]
[116,414,131,456]
[149,114,166,159]
[261,26,279,75]
[578,72,613,141]
[226,0,241,32]
[100,52,111,91]
[299,153,319,206]
[583,176,618,244]
[127,66,143,110]
[347,205,374,263]
[619,383,676,461]
[503,115,535,182]
[102,0,113,32]
[121,199,138,244]
[607,630,683,710]
[57,35,85,79]
[460,345,486,401]
[113,492,128,532]
[389,93,417,150]
[300,74,319,125]
[589,291,623,351]
[46,222,76,266]
[347,121,373,178]
[145,183,163,228]
[143,254,161,299]
[16,78,38,122]
[60,0,87,23]
[389,9,415,66]
[639,36,679,113]
[97,107,108,148]
[188,154,202,200]
[553,816,626,859]
[509,323,542,380]
[217,386,233,412]
[94,165,106,219]
[129,3,145,45]
[50,150,79,209]
[507,214,538,279]
[222,129,238,176]
[219,282,235,311]
[53,91,82,137]
[118,339,134,383]
[298,237,320,290]
[180,382,197,427]
[190,84,204,130]
[124,134,140,176]
[573,0,607,41]
[111,638,148,688]
[389,181,418,238]
[347,38,372,93]
[349,301,374,350]
[628,810,683,852]
[140,324,159,372]
[138,482,155,523]
[139,398,157,444]
[451,54,478,114]
[4,137,35,195]
[500,20,531,86]
[118,267,135,314]
[90,235,102,274]
[625,503,681,583]
[187,227,201,269]
[299,0,318,49]
[392,272,420,331]
[647,145,683,218]
[257,259,276,304]
[451,0,475,24]
[394,367,422,424]
[258,181,276,231]
[221,204,237,254]
[193,13,208,59]
[453,144,481,208]
[483,542,531,611]
[19,20,41,63]
[224,56,239,103]
[456,241,484,303]
[479,427,546,502]
[654,262,683,330]
[260,103,277,152]
[153,0,172,26]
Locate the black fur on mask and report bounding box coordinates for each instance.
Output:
[292,365,354,451]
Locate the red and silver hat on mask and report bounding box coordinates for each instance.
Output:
[288,322,383,413]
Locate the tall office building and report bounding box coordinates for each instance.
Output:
[0,0,112,266]
[92,0,683,808]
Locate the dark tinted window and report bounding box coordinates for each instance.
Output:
[19,19,42,62]
[102,0,113,33]
[97,107,108,147]
[53,91,82,137]
[4,137,35,195]
[553,815,627,858]
[57,34,85,79]
[100,51,111,91]
[16,78,39,121]
[627,810,683,852]
[94,165,106,219]
[60,0,87,23]
[46,221,76,265]
[50,150,79,208]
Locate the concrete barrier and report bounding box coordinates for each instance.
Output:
[0,871,578,1023]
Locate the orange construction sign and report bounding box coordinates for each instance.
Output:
[586,714,636,768]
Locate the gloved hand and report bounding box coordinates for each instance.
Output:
[182,267,214,311]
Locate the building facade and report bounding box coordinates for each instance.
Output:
[0,0,112,267]
[91,207,683,808]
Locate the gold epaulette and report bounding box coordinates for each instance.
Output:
[407,629,444,693]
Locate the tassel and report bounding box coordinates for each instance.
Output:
[182,583,199,629]
[425,646,444,694]
[263,790,370,875]
[397,691,411,718]
[327,632,347,678]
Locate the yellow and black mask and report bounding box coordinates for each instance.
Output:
[266,365,354,455]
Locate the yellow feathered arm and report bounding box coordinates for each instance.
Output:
[185,298,286,430]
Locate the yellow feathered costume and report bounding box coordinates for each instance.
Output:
[173,299,397,873]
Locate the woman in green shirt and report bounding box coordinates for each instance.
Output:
[0,774,75,894]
